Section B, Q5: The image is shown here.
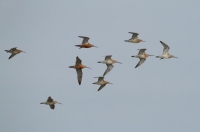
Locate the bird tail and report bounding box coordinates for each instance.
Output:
[69,66,75,68]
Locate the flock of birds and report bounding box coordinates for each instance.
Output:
[4,32,178,109]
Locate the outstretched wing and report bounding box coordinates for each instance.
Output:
[47,96,53,102]
[129,32,139,39]
[79,36,90,44]
[103,64,113,76]
[76,56,82,65]
[138,49,146,55]
[49,104,55,109]
[135,58,146,68]
[76,69,83,85]
[98,77,104,82]
[160,41,170,54]
[98,84,106,91]
[9,53,16,59]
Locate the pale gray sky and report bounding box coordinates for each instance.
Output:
[1,0,200,132]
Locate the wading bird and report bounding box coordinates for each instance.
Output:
[69,56,91,85]
[75,36,98,49]
[124,32,145,43]
[40,96,62,110]
[131,49,154,68]
[5,47,26,59]
[93,77,112,91]
[156,41,178,59]
[97,55,122,76]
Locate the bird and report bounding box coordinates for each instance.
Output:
[40,96,62,110]
[156,41,178,59]
[4,47,26,59]
[97,55,122,76]
[69,56,91,85]
[131,49,154,68]
[93,77,112,91]
[75,36,98,49]
[124,32,145,43]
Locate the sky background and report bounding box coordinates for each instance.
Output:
[0,0,200,132]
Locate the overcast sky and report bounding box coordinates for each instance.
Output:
[1,0,200,132]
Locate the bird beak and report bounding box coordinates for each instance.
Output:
[149,55,154,56]
[22,51,26,53]
[117,61,122,64]
[174,57,178,59]
[93,46,98,48]
[86,66,91,69]
[109,83,113,84]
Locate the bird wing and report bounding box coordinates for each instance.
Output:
[79,36,90,44]
[129,32,139,39]
[76,69,83,85]
[135,58,146,68]
[105,55,112,60]
[8,53,16,59]
[49,104,55,109]
[138,49,146,55]
[76,56,82,65]
[11,47,17,51]
[98,84,106,91]
[47,96,53,102]
[160,41,170,54]
[98,77,104,82]
[103,64,114,76]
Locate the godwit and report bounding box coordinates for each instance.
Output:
[93,77,112,91]
[75,36,98,49]
[124,32,145,43]
[69,56,91,85]
[156,41,178,59]
[40,96,62,110]
[97,55,122,76]
[131,49,154,68]
[5,47,26,59]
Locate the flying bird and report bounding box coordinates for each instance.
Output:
[69,56,91,85]
[40,96,62,110]
[93,77,112,91]
[5,47,26,59]
[124,32,145,43]
[97,55,122,76]
[75,36,98,49]
[131,49,154,68]
[156,41,178,59]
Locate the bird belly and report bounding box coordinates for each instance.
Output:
[81,44,92,48]
[76,65,84,69]
[139,54,146,58]
[162,54,169,58]
[106,60,113,64]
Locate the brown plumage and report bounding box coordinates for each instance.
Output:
[69,56,91,85]
[40,96,62,110]
[75,36,98,49]
[92,77,112,91]
[124,32,145,43]
[131,49,154,68]
[5,47,26,59]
